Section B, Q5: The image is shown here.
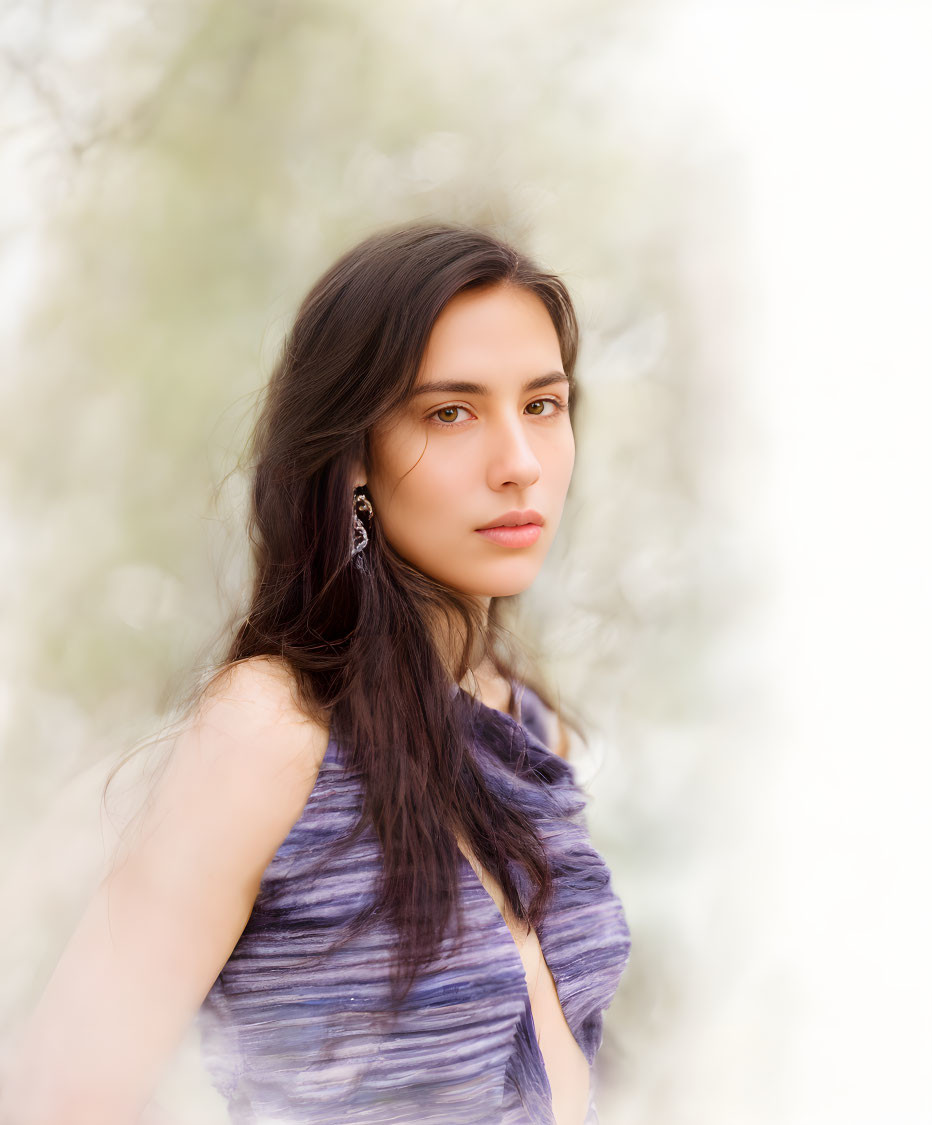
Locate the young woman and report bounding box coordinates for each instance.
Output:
[2,222,632,1125]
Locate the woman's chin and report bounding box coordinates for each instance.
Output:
[457,572,540,599]
[408,550,542,599]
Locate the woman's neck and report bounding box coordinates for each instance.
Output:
[458,659,516,718]
[422,595,515,716]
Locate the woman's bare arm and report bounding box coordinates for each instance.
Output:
[0,657,329,1125]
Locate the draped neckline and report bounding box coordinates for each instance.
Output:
[452,675,590,1117]
[453,674,532,730]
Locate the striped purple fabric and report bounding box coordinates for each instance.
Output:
[197,680,632,1124]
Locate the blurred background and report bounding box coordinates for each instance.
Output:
[1,0,930,1122]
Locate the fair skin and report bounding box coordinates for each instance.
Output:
[364,281,576,707]
[1,281,577,1124]
[0,657,331,1125]
[365,283,588,1125]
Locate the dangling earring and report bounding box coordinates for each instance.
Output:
[352,485,374,569]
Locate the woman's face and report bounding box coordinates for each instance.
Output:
[366,283,575,598]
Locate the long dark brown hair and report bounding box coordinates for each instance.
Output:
[105,220,588,1006]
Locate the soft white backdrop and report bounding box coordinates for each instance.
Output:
[1,1,930,1122]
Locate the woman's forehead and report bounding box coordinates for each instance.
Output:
[420,286,561,366]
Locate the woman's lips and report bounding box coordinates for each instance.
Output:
[475,524,542,548]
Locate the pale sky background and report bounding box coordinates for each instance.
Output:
[1,1,930,1123]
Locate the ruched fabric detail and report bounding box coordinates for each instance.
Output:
[197,681,631,1124]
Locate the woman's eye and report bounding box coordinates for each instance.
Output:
[526,399,555,416]
[525,398,568,418]
[433,405,468,425]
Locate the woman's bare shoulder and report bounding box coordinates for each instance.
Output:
[545,708,572,761]
[0,659,332,1123]
[114,655,331,871]
[193,655,330,767]
[527,686,572,761]
[203,654,325,722]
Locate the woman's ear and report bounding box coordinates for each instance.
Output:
[349,455,368,492]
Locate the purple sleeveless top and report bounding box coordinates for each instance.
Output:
[197,680,632,1124]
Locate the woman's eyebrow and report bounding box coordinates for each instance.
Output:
[412,372,569,396]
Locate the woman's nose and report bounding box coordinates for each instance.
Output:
[486,416,541,490]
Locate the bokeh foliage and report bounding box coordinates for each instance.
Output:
[1,1,752,1120]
